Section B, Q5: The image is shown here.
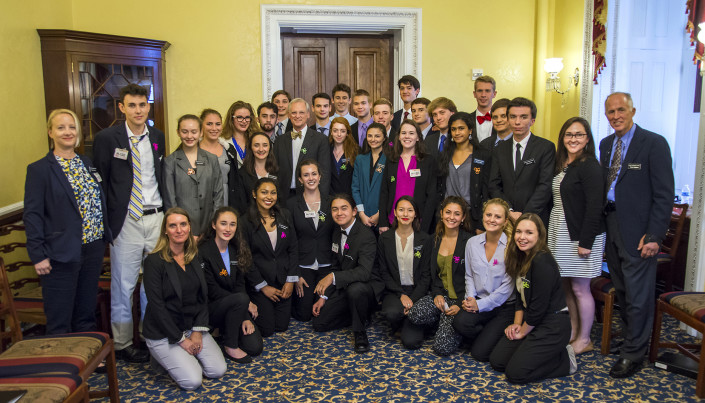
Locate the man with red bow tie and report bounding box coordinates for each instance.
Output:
[470,75,497,143]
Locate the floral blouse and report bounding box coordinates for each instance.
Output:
[55,155,104,244]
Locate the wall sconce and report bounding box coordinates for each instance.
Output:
[544,58,579,94]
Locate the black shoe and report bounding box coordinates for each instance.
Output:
[609,357,641,378]
[115,345,150,363]
[224,353,253,364]
[353,331,370,353]
[94,360,107,374]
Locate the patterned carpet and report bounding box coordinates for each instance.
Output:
[88,314,703,402]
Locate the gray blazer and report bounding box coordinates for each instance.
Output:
[164,148,224,235]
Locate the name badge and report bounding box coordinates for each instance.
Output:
[628,163,641,170]
[332,243,339,253]
[523,158,535,166]
[409,169,421,178]
[114,148,129,160]
[304,210,317,218]
[93,173,102,183]
[473,158,485,165]
[195,160,205,166]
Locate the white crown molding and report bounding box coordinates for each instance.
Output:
[260,4,422,105]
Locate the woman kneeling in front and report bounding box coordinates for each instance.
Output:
[143,207,226,390]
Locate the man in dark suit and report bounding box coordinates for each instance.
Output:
[600,92,674,378]
[350,89,374,148]
[411,97,432,139]
[312,194,377,353]
[391,75,420,132]
[424,97,457,161]
[468,75,497,143]
[480,98,512,151]
[488,97,555,225]
[93,83,166,363]
[309,92,332,136]
[272,98,331,203]
[373,98,397,143]
[272,90,293,140]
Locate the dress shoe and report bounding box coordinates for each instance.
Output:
[353,331,370,353]
[566,345,578,375]
[224,353,253,364]
[609,357,641,378]
[115,345,150,363]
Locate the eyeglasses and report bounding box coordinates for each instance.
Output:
[565,133,587,139]
[233,116,252,122]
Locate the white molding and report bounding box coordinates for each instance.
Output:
[685,85,705,293]
[0,202,23,217]
[260,4,422,108]
[580,0,595,120]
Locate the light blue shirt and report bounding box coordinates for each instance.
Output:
[219,246,230,276]
[464,232,514,312]
[332,112,357,126]
[606,123,636,202]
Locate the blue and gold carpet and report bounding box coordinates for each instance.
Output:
[89,314,703,402]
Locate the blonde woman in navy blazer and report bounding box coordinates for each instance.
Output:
[241,177,299,337]
[24,109,111,335]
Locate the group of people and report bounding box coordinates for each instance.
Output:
[23,74,674,390]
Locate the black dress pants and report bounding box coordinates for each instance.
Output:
[209,292,263,356]
[312,282,375,332]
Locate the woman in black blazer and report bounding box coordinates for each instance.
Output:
[407,196,473,356]
[547,117,605,355]
[23,109,112,335]
[286,159,335,322]
[379,119,438,233]
[438,112,490,232]
[490,213,574,384]
[238,132,280,213]
[241,177,298,337]
[328,117,358,197]
[199,206,263,363]
[376,196,431,349]
[143,208,226,390]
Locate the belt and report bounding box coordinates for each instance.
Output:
[143,207,164,216]
[604,201,616,213]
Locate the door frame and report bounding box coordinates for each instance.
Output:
[260,4,422,110]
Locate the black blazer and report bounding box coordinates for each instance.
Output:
[438,147,491,231]
[220,140,246,214]
[142,253,209,344]
[272,127,331,203]
[423,131,447,162]
[199,238,247,302]
[286,194,335,267]
[378,155,438,232]
[329,148,355,197]
[599,124,674,256]
[557,157,605,249]
[93,124,166,237]
[479,133,512,152]
[321,219,377,297]
[241,209,299,290]
[429,229,473,308]
[488,134,556,225]
[375,230,431,302]
[237,169,281,213]
[515,251,566,327]
[391,108,405,132]
[24,152,112,264]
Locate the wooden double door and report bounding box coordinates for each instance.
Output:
[282,34,393,122]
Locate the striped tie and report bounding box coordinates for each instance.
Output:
[128,135,145,220]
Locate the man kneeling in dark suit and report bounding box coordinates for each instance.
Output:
[312,194,378,353]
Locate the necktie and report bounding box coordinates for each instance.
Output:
[360,123,368,147]
[439,134,446,152]
[607,138,623,184]
[276,122,284,137]
[318,127,327,135]
[477,112,491,124]
[128,135,146,220]
[403,111,409,120]
[514,143,522,174]
[291,130,302,140]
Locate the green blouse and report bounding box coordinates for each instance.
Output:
[437,254,456,299]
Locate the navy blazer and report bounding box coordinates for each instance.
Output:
[329,147,355,197]
[93,124,166,237]
[24,152,112,264]
[429,229,473,308]
[321,219,377,297]
[286,194,335,267]
[599,124,674,256]
[378,155,438,232]
[391,108,404,132]
[374,229,431,302]
[351,152,386,215]
[272,127,331,204]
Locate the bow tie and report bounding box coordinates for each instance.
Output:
[477,113,491,124]
[291,130,302,140]
[339,228,347,237]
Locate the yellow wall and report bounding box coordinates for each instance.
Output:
[2,0,586,208]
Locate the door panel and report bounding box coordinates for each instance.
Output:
[337,37,392,105]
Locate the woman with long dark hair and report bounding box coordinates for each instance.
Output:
[328,117,359,196]
[238,132,279,211]
[351,122,388,231]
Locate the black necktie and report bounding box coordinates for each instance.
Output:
[515,143,522,174]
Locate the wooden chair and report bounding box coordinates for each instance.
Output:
[649,291,705,398]
[0,374,90,403]
[590,203,689,355]
[0,257,120,402]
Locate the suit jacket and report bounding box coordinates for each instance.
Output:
[217,138,246,213]
[599,124,674,256]
[24,152,112,264]
[241,209,299,290]
[142,253,209,344]
[93,124,166,237]
[164,148,224,236]
[423,131,448,162]
[286,194,335,267]
[438,147,491,231]
[329,147,355,196]
[391,108,405,132]
[321,219,377,297]
[429,229,473,308]
[351,152,387,215]
[479,133,512,152]
[350,118,375,150]
[557,157,605,249]
[272,127,331,203]
[488,134,556,225]
[515,251,566,327]
[237,169,280,213]
[199,237,247,303]
[375,230,431,302]
[378,155,438,232]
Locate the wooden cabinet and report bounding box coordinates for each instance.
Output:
[37,30,170,157]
